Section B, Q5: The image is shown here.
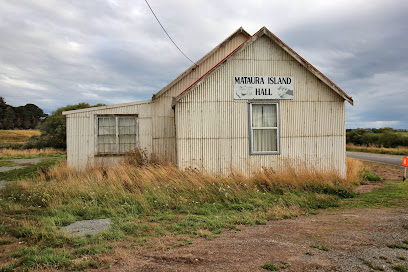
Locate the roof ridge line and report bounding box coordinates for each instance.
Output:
[174,28,261,101]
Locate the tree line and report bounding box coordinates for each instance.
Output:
[25,103,104,149]
[346,127,408,148]
[0,97,47,129]
[0,98,104,149]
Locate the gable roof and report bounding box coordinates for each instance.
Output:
[173,26,353,105]
[152,27,251,100]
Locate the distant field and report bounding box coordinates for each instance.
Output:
[0,130,40,144]
[346,143,408,155]
[397,132,408,136]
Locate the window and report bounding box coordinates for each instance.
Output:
[249,102,279,154]
[96,115,138,155]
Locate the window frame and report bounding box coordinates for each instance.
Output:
[248,101,280,155]
[95,114,139,156]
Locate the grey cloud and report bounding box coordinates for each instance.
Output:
[0,0,406,128]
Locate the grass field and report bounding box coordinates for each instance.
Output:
[0,129,41,149]
[0,130,40,144]
[397,132,408,137]
[0,156,366,271]
[0,148,65,159]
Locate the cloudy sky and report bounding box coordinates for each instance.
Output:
[0,0,407,128]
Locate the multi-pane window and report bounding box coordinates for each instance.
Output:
[250,103,279,154]
[97,115,138,155]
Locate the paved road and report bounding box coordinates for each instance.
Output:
[346,151,405,166]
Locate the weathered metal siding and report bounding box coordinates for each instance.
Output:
[176,35,346,176]
[66,101,152,169]
[151,32,249,163]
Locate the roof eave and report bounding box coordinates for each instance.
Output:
[62,99,152,115]
[260,27,353,105]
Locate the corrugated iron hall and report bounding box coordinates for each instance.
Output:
[63,27,353,176]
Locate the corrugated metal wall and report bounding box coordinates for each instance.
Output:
[66,101,152,169]
[175,35,346,176]
[65,32,248,169]
[151,32,249,163]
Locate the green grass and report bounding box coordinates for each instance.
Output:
[0,153,65,160]
[262,263,280,271]
[387,244,408,250]
[360,168,382,182]
[310,244,330,251]
[358,258,384,271]
[341,181,408,209]
[0,160,19,167]
[0,157,64,181]
[261,262,290,271]
[393,264,408,272]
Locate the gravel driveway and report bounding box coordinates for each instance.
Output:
[109,208,408,272]
[107,161,408,272]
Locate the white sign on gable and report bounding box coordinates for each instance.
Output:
[233,76,294,100]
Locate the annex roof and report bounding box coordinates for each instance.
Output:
[173,26,353,105]
[62,100,151,115]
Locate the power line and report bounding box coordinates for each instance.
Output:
[144,0,197,66]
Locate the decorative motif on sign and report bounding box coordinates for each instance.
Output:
[233,76,294,100]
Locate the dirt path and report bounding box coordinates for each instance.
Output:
[0,157,47,189]
[107,162,408,272]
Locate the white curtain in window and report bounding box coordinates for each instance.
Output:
[252,104,277,128]
[252,104,278,152]
[253,129,277,152]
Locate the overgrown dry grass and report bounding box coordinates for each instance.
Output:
[0,148,65,158]
[347,157,364,181]
[0,155,364,271]
[347,143,408,155]
[21,158,359,211]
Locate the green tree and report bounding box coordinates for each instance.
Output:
[346,128,371,146]
[0,97,47,129]
[25,103,104,149]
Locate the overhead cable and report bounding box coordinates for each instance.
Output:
[144,0,197,66]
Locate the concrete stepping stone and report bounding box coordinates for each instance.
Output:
[60,219,112,237]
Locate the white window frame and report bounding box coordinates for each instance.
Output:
[95,114,139,156]
[248,101,280,155]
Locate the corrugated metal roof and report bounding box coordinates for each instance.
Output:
[174,26,354,105]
